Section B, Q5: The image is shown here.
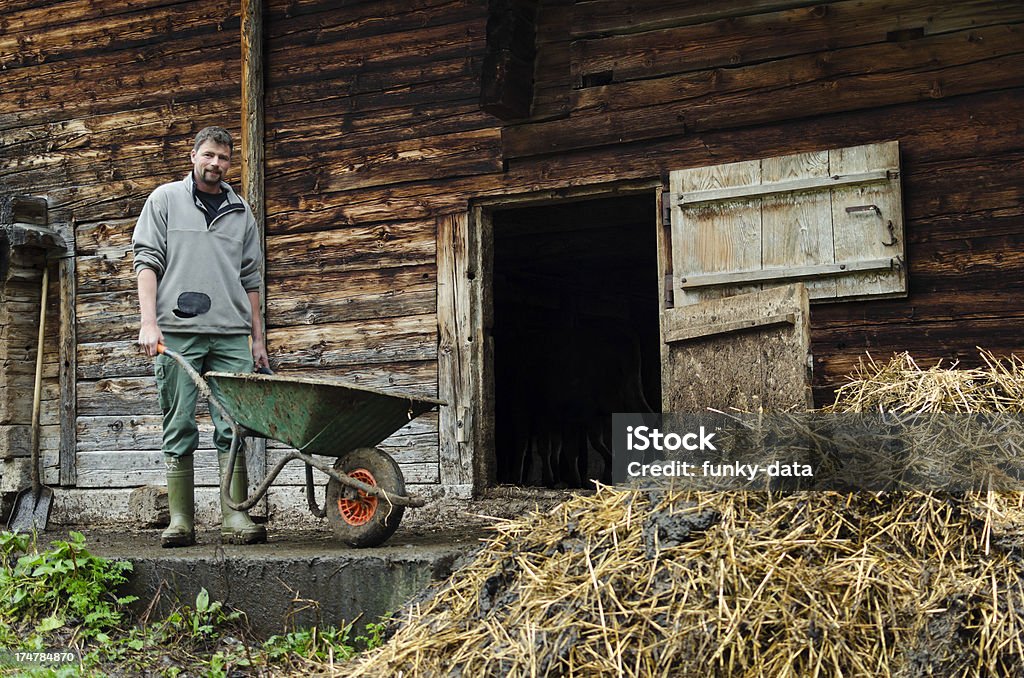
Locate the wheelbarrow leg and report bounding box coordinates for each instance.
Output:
[305,463,327,518]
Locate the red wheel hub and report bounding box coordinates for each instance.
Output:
[337,469,378,526]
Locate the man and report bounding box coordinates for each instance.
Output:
[133,126,269,547]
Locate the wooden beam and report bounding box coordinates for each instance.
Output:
[480,0,539,120]
[679,258,900,290]
[58,231,77,486]
[436,212,475,496]
[677,170,894,207]
[241,0,267,500]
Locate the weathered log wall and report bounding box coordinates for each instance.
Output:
[1,1,246,494]
[0,0,1021,512]
[260,0,1023,403]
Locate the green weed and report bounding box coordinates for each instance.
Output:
[0,533,388,676]
[0,531,136,644]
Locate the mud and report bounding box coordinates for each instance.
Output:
[641,496,720,558]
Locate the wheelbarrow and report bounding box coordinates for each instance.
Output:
[157,345,442,547]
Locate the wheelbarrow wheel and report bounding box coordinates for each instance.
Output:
[325,447,405,548]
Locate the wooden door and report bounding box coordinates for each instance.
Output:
[659,283,813,412]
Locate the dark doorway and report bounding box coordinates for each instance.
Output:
[491,194,661,489]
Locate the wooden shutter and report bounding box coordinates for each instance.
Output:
[668,141,906,306]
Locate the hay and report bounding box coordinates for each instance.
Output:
[343,351,1024,677]
[825,349,1024,415]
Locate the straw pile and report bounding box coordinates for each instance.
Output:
[825,350,1024,415]
[690,350,1024,492]
[345,351,1024,677]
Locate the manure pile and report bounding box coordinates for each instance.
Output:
[350,352,1024,677]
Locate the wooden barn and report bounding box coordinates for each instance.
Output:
[1,0,1022,526]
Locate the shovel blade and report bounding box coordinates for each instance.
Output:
[7,486,53,532]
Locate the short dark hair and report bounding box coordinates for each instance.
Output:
[192,126,234,153]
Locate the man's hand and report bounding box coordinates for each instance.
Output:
[138,321,164,358]
[252,340,270,371]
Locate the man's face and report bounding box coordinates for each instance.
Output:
[190,140,232,192]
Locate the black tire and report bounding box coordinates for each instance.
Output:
[325,447,406,547]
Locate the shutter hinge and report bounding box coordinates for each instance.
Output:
[661,190,673,226]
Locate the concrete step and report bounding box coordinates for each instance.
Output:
[63,527,485,637]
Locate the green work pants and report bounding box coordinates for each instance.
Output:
[155,333,253,459]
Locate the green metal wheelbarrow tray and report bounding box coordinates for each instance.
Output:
[157,345,443,547]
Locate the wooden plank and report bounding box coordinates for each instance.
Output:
[661,284,813,412]
[265,0,477,40]
[670,158,762,306]
[76,255,135,295]
[242,0,268,504]
[77,341,153,379]
[529,0,572,121]
[76,448,221,488]
[265,127,504,194]
[814,290,1024,327]
[78,377,161,417]
[267,264,437,326]
[664,312,796,343]
[269,314,438,369]
[812,317,1024,392]
[571,0,1024,83]
[267,217,436,258]
[680,259,898,290]
[831,142,906,298]
[503,24,1024,158]
[266,17,485,89]
[269,99,492,154]
[76,413,440,487]
[241,0,266,245]
[670,142,905,303]
[76,448,439,487]
[59,243,77,486]
[266,56,479,120]
[76,414,214,452]
[74,218,135,256]
[0,4,239,71]
[0,0,219,39]
[678,170,891,206]
[572,0,827,37]
[76,291,138,344]
[2,103,234,180]
[436,212,474,489]
[76,360,440,416]
[266,412,439,456]
[471,206,493,496]
[761,150,836,299]
[0,41,240,127]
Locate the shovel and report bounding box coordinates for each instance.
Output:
[8,264,54,531]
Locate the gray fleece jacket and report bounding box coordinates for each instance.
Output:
[132,173,262,335]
